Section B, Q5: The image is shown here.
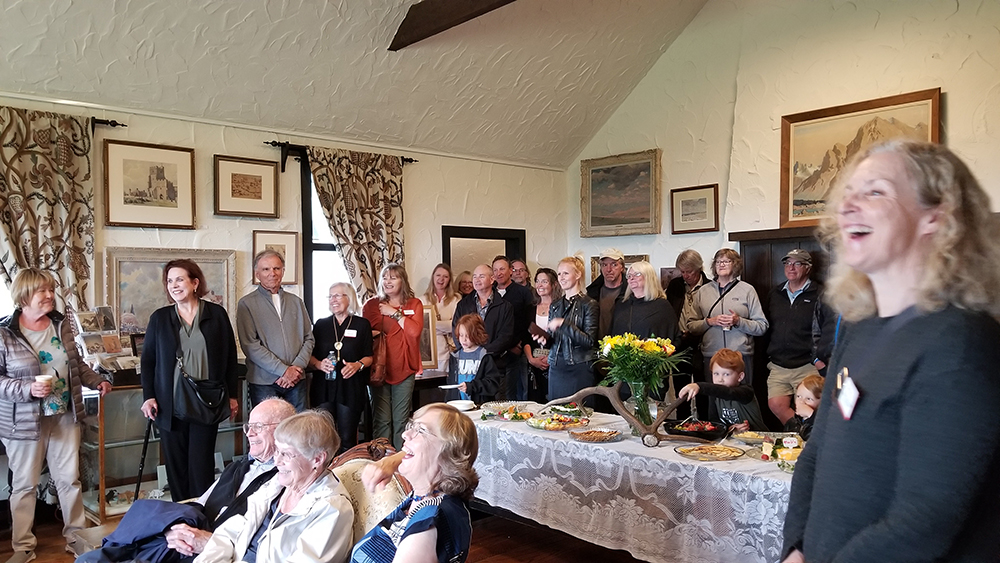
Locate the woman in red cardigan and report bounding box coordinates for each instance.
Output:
[362,263,423,449]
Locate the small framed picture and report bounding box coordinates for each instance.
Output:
[252,230,299,285]
[130,333,146,357]
[214,155,280,218]
[670,183,719,234]
[104,140,195,229]
[419,309,436,370]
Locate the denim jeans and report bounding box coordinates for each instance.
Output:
[249,380,307,411]
[371,375,415,450]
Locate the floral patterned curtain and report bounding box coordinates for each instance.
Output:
[307,146,405,303]
[0,107,95,312]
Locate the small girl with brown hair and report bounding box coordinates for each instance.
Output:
[784,374,823,440]
[449,314,500,404]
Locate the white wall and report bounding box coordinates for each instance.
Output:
[566,0,1000,281]
[0,95,566,312]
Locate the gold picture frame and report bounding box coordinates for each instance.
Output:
[580,149,661,237]
[780,88,940,228]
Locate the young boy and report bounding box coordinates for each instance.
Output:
[448,313,501,403]
[784,374,823,440]
[678,348,767,432]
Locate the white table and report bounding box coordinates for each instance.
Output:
[469,406,792,563]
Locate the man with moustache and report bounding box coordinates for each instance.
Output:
[453,264,515,399]
[77,399,296,563]
[237,250,315,410]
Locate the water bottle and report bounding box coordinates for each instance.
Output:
[325,351,338,381]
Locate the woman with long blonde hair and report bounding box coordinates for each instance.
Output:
[421,263,459,372]
[534,257,598,403]
[782,140,1000,563]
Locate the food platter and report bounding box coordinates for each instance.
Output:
[665,420,729,441]
[544,402,593,417]
[673,444,746,462]
[480,401,523,415]
[568,427,622,443]
[732,431,800,446]
[479,402,534,421]
[526,414,590,431]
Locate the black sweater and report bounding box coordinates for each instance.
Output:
[783,306,1000,562]
[766,282,834,368]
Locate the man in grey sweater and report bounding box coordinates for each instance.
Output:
[236,250,315,410]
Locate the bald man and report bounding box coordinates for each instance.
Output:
[78,399,297,563]
[452,265,515,398]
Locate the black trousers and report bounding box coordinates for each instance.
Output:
[159,417,219,501]
[316,400,363,454]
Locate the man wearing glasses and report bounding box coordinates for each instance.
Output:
[765,249,834,424]
[78,399,296,563]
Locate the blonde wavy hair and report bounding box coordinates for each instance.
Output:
[818,140,1000,321]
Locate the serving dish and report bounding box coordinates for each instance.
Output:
[732,431,801,446]
[447,400,476,412]
[568,427,622,443]
[526,414,590,431]
[664,420,729,441]
[673,444,745,462]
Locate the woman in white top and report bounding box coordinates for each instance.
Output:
[422,263,459,372]
[524,268,561,403]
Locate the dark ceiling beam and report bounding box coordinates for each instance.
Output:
[389,0,517,51]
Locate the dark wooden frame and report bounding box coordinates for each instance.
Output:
[780,88,941,228]
[213,154,280,218]
[104,139,196,229]
[669,183,719,234]
[441,225,527,269]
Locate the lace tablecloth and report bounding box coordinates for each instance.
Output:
[470,407,791,563]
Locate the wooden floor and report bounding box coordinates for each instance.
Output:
[2,512,644,563]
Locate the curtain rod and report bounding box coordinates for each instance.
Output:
[91,118,127,135]
[264,140,417,172]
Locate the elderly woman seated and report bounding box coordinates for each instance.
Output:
[351,403,479,563]
[194,410,355,563]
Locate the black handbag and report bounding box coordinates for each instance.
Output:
[173,353,229,425]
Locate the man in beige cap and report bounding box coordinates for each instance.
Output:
[586,248,626,339]
[765,249,834,424]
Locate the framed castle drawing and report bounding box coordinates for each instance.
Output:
[104,140,195,229]
[779,88,940,228]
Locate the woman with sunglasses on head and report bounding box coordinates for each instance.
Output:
[353,403,478,563]
[309,283,373,454]
[681,248,768,389]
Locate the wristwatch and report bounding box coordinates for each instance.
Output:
[390,309,403,320]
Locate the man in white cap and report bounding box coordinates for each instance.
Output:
[586,248,626,339]
[765,249,834,424]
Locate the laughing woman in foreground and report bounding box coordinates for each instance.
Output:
[781,140,1000,562]
[353,403,478,563]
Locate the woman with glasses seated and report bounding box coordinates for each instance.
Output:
[195,410,354,563]
[309,283,373,453]
[681,249,768,389]
[352,403,478,563]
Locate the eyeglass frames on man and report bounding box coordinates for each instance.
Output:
[243,422,279,433]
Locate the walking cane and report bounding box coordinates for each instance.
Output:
[134,417,153,500]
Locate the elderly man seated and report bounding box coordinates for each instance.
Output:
[78,398,296,563]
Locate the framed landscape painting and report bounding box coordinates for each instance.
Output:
[580,149,661,238]
[252,230,299,285]
[670,184,719,234]
[104,140,195,229]
[106,247,237,334]
[780,88,940,228]
[214,155,280,218]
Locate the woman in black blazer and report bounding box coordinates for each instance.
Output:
[140,259,238,500]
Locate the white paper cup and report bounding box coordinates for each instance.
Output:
[35,375,54,385]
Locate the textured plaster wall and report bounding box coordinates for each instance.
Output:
[0,95,565,308]
[566,0,1000,282]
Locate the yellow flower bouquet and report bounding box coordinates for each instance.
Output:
[597,333,687,426]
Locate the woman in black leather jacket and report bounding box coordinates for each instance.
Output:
[541,257,598,404]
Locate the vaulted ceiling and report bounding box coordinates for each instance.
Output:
[0,0,707,168]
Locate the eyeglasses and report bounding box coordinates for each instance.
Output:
[328,293,349,300]
[243,422,279,433]
[273,449,301,463]
[714,259,733,266]
[783,261,808,268]
[512,268,528,273]
[404,419,437,438]
[625,272,643,279]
